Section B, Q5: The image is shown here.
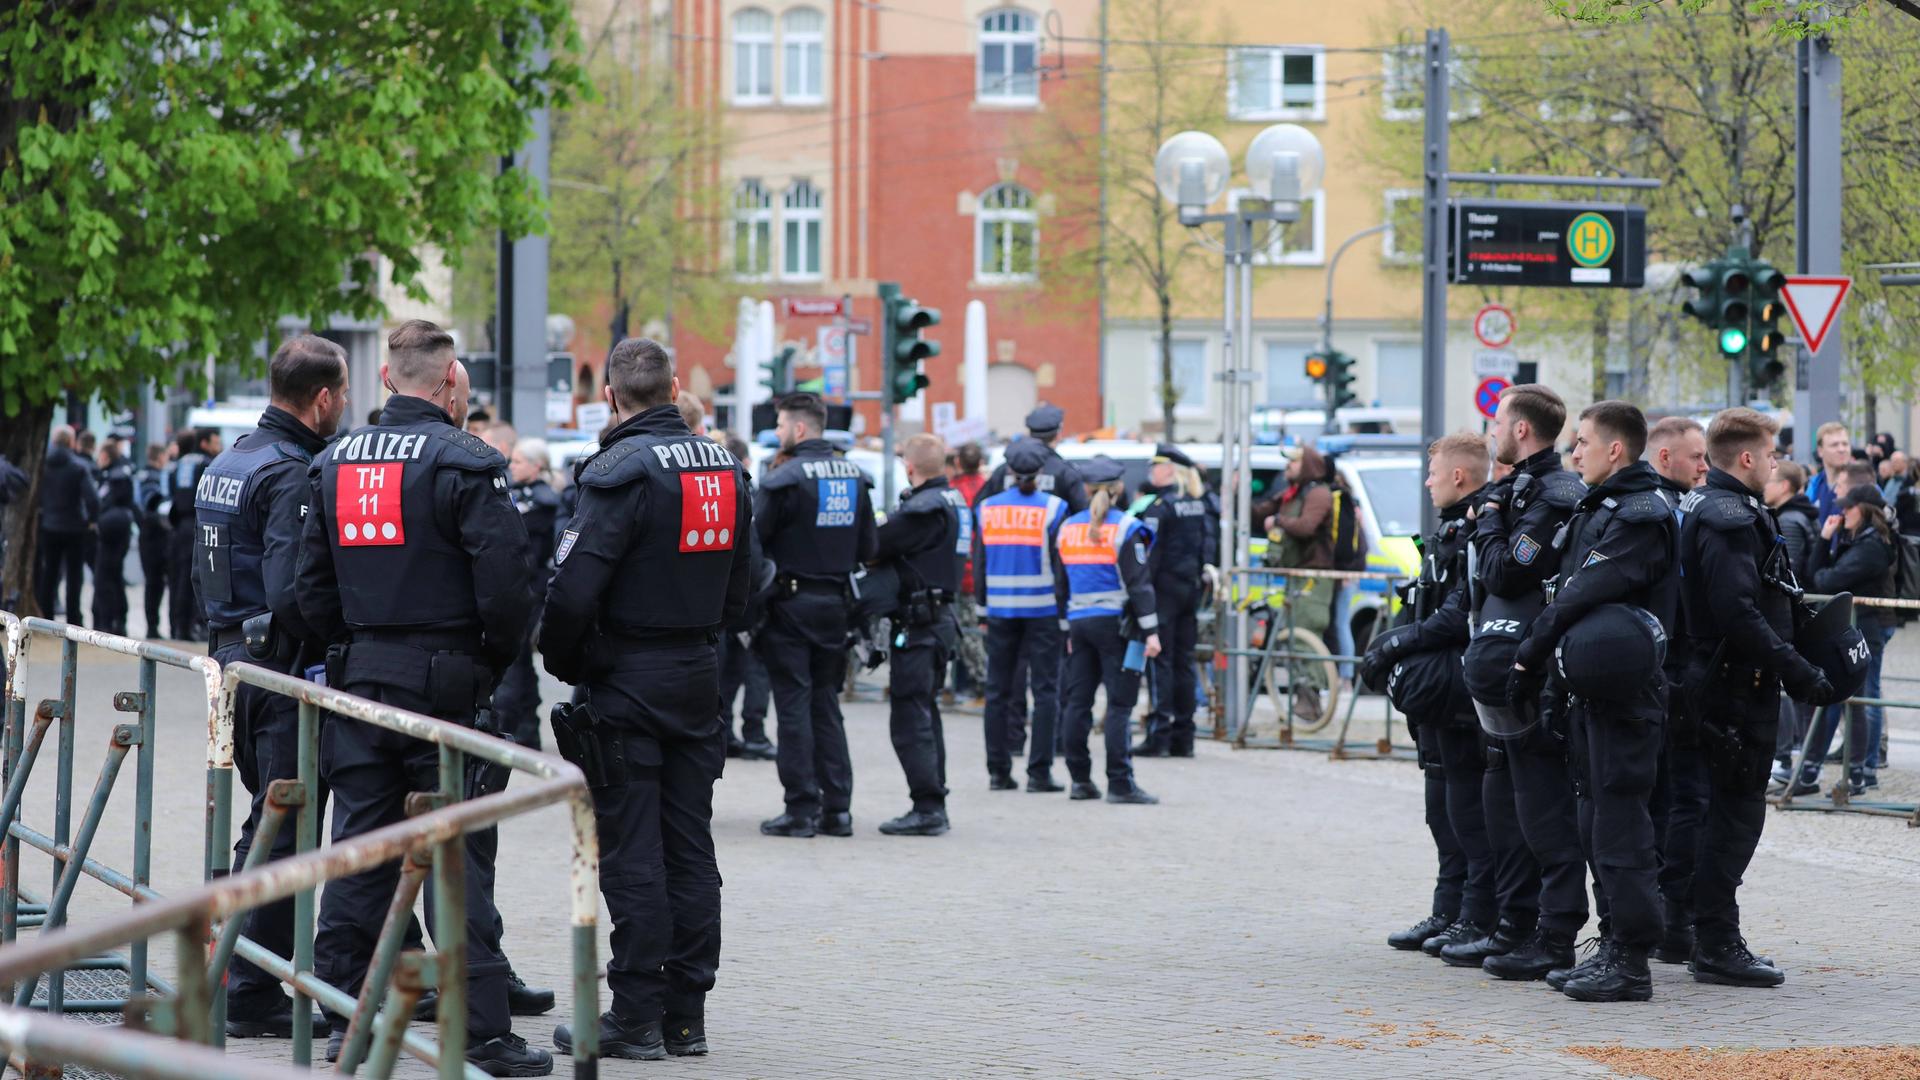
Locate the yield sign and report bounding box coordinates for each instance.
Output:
[1779,276,1853,355]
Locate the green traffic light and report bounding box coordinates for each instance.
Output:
[1719,326,1747,355]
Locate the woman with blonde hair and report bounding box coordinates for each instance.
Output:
[1130,444,1219,757]
[1054,457,1162,804]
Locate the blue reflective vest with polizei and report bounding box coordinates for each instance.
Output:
[976,487,1067,619]
[1059,509,1149,620]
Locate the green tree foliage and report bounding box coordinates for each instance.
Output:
[1544,0,1894,37]
[0,0,582,612]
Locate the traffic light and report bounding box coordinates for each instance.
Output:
[879,281,940,405]
[1746,257,1788,388]
[1303,349,1356,412]
[1680,257,1728,329]
[762,345,795,397]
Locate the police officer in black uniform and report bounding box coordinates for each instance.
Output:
[1508,402,1678,1002]
[1368,434,1499,959]
[1131,444,1218,758]
[169,427,221,640]
[978,404,1090,513]
[870,433,965,836]
[91,437,136,635]
[33,425,98,624]
[295,319,549,1076]
[541,338,751,1061]
[193,335,349,1038]
[717,433,776,760]
[754,392,877,838]
[135,443,172,638]
[1459,384,1588,981]
[1678,407,1839,988]
[493,438,560,749]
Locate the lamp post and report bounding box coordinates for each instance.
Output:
[1155,123,1325,739]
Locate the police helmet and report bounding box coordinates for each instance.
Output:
[1360,623,1419,694]
[1553,604,1666,702]
[1387,647,1468,720]
[1464,590,1543,738]
[851,563,901,623]
[1795,592,1871,701]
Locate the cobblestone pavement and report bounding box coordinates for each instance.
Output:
[7,644,1920,1080]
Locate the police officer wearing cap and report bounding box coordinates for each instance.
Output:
[979,403,1089,513]
[295,319,549,1076]
[1678,407,1841,989]
[974,438,1070,792]
[540,338,751,1061]
[1458,383,1586,978]
[194,335,349,1039]
[1130,444,1219,758]
[868,433,967,836]
[1055,456,1160,804]
[754,392,878,838]
[1367,434,1500,961]
[1507,402,1677,1002]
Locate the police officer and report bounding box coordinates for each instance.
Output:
[1368,434,1500,960]
[295,319,548,1076]
[90,437,136,635]
[1678,407,1839,989]
[974,439,1070,792]
[192,335,349,1038]
[754,392,877,838]
[1508,402,1677,1002]
[1459,384,1588,980]
[1055,457,1160,804]
[1644,417,1712,967]
[493,437,560,749]
[33,425,98,624]
[870,433,965,835]
[135,443,172,638]
[169,426,221,640]
[978,404,1090,513]
[541,338,751,1061]
[1131,444,1218,757]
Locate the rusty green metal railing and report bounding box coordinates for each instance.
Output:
[1776,594,1920,824]
[1,612,603,1080]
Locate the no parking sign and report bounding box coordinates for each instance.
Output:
[1474,377,1509,420]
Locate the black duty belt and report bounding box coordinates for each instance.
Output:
[208,625,247,653]
[350,627,484,655]
[605,628,718,649]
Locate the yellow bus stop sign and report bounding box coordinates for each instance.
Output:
[1567,212,1616,268]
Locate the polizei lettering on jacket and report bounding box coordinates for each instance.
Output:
[194,472,244,510]
[650,439,739,471]
[329,431,432,463]
[800,458,863,480]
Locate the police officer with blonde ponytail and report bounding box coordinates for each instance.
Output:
[1131,444,1218,757]
[1054,457,1160,804]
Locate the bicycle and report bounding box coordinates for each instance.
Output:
[1239,574,1341,737]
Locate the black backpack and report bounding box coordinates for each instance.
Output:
[1327,475,1368,572]
[1890,531,1920,625]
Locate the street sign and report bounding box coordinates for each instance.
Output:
[1474,377,1509,420]
[1473,350,1519,378]
[1450,199,1647,288]
[783,297,844,317]
[845,317,872,336]
[575,401,611,435]
[818,326,853,398]
[1473,304,1515,349]
[1779,275,1853,356]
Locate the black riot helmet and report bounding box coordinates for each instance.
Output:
[851,562,901,624]
[1360,624,1419,694]
[1387,647,1469,720]
[1553,604,1667,702]
[1465,590,1543,738]
[1795,592,1871,701]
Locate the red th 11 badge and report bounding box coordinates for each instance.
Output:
[679,471,737,552]
[338,463,406,546]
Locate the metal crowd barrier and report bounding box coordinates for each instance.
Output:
[0,612,602,1080]
[1211,565,1416,760]
[1776,594,1920,825]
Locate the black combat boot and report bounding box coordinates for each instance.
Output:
[1068,780,1103,801]
[1026,772,1065,793]
[988,772,1020,791]
[1544,936,1604,991]
[1420,920,1483,958]
[1483,926,1576,981]
[1388,914,1454,951]
[1440,919,1531,968]
[507,971,555,1016]
[1131,717,1170,757]
[878,809,950,836]
[664,1016,707,1057]
[817,811,853,837]
[1561,940,1652,1002]
[1105,784,1159,805]
[1650,902,1694,966]
[1167,732,1196,757]
[738,736,776,761]
[1689,937,1785,987]
[469,1033,555,1076]
[555,1013,664,1060]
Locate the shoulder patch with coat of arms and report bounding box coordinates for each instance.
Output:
[555,529,580,564]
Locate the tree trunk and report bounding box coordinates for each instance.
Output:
[1589,298,1611,402]
[1158,295,1177,441]
[1,401,55,615]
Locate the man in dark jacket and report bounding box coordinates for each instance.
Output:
[977,404,1089,514]
[135,444,172,638]
[34,425,99,624]
[91,437,136,634]
[1763,460,1820,785]
[168,427,222,640]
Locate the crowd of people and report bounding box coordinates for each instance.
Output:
[1369,387,1889,1005]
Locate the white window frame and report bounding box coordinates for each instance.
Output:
[1228,46,1324,122]
[1230,188,1324,267]
[975,182,1038,283]
[977,8,1040,105]
[732,179,773,281]
[1380,46,1480,121]
[1151,337,1212,417]
[1381,188,1421,265]
[781,7,825,105]
[780,180,823,281]
[732,8,774,106]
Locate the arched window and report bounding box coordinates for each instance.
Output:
[782,7,825,103]
[976,183,1036,281]
[733,8,773,104]
[977,8,1038,103]
[782,180,822,280]
[733,180,772,279]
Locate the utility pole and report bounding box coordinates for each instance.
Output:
[1794,31,1843,460]
[1418,28,1450,538]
